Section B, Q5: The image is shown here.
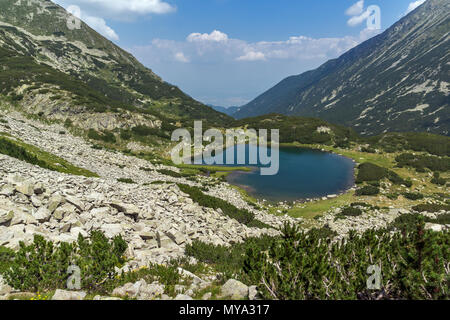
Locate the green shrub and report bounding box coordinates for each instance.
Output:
[64,119,73,128]
[114,262,181,297]
[431,172,446,186]
[120,130,132,140]
[403,192,424,200]
[117,178,135,184]
[243,220,448,300]
[2,232,127,293]
[386,193,399,200]
[339,207,363,217]
[185,235,276,280]
[356,163,387,183]
[0,137,49,169]
[0,246,14,274]
[412,203,450,213]
[396,153,450,172]
[87,129,116,144]
[356,162,411,186]
[74,231,127,292]
[355,185,380,196]
[157,169,183,178]
[177,184,267,227]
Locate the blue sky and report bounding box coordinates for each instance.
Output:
[53,0,427,107]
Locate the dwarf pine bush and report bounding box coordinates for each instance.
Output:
[1,232,127,293]
[187,217,449,300]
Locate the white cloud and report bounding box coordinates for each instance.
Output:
[54,0,175,20]
[187,30,229,42]
[131,29,372,65]
[347,9,372,27]
[346,1,364,16]
[67,5,119,41]
[405,0,426,14]
[236,51,266,62]
[174,52,189,63]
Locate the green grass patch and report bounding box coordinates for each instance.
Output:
[177,184,271,229]
[0,135,98,177]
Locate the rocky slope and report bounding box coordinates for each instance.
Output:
[1,108,448,300]
[0,109,298,262]
[234,0,449,136]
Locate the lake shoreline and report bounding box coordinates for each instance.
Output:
[203,144,356,203]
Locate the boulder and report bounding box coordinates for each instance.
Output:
[47,195,66,213]
[112,280,145,298]
[248,285,259,300]
[202,292,212,300]
[221,279,249,300]
[425,223,444,232]
[33,207,51,223]
[0,184,14,196]
[110,201,140,220]
[70,227,88,238]
[15,182,34,197]
[139,282,165,300]
[0,227,15,246]
[0,210,14,226]
[0,275,12,296]
[53,203,77,221]
[166,229,186,245]
[65,196,84,212]
[101,224,123,238]
[51,289,86,300]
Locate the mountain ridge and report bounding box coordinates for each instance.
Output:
[234,0,449,136]
[0,0,231,131]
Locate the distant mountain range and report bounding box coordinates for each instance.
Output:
[209,105,240,117]
[234,0,449,136]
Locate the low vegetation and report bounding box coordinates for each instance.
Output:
[0,135,98,177]
[356,162,411,186]
[395,153,449,172]
[187,218,449,300]
[1,232,127,293]
[177,184,271,229]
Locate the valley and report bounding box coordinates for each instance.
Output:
[0,0,448,302]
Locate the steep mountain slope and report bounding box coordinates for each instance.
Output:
[234,0,449,136]
[0,0,230,130]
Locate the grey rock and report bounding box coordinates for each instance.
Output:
[51,289,86,300]
[101,224,123,238]
[0,275,12,296]
[221,279,249,300]
[15,182,34,197]
[248,285,258,300]
[0,184,14,196]
[112,280,145,298]
[65,196,84,212]
[0,210,14,226]
[139,282,165,300]
[47,195,66,213]
[166,229,186,245]
[202,292,212,300]
[33,207,51,223]
[110,201,140,220]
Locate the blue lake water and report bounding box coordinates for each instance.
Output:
[203,145,355,203]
